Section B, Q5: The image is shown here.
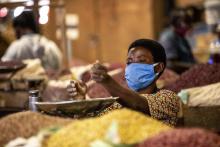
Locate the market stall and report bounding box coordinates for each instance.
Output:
[0,0,220,147]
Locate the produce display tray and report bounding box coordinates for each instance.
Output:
[35,97,119,117]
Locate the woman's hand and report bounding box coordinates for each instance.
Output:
[90,61,109,83]
[67,80,87,100]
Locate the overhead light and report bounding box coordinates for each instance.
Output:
[39,0,50,6]
[26,1,34,6]
[13,6,25,17]
[39,15,48,24]
[0,7,8,18]
[39,6,49,16]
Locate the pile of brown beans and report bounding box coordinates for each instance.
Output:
[165,63,220,93]
[0,111,72,146]
[137,128,220,147]
[158,68,179,87]
[87,69,127,98]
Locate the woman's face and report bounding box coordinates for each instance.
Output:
[126,47,164,74]
[126,47,154,65]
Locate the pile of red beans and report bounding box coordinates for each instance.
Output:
[137,128,220,147]
[165,63,220,93]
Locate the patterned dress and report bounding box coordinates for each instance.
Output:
[142,89,180,126]
[99,89,180,126]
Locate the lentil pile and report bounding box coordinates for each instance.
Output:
[137,128,220,147]
[165,63,220,93]
[46,109,171,147]
[0,111,72,146]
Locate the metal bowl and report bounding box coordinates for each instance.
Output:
[34,97,119,116]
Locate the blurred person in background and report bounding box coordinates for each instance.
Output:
[1,11,62,71]
[185,5,209,49]
[159,8,195,73]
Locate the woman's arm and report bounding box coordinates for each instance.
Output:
[90,62,150,114]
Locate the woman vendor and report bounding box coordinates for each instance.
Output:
[67,39,180,126]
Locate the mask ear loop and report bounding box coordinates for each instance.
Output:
[153,62,160,77]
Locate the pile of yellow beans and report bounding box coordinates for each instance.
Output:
[46,108,171,147]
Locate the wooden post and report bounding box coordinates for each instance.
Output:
[33,0,39,18]
[93,0,102,62]
[56,0,68,68]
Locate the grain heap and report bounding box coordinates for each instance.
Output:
[0,111,72,146]
[165,63,220,93]
[180,82,220,106]
[137,128,220,147]
[46,108,171,147]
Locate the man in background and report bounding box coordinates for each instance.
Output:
[159,9,195,73]
[1,11,62,71]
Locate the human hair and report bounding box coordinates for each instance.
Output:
[12,11,40,33]
[170,8,192,27]
[128,39,167,75]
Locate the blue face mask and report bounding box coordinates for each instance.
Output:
[125,63,159,91]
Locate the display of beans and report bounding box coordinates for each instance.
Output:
[165,63,220,93]
[42,80,71,102]
[137,128,220,147]
[0,111,72,146]
[46,108,171,147]
[158,68,179,87]
[46,68,71,80]
[0,61,23,67]
[87,69,127,98]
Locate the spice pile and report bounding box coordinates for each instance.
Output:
[46,108,171,147]
[137,128,220,147]
[165,63,220,93]
[0,111,72,146]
